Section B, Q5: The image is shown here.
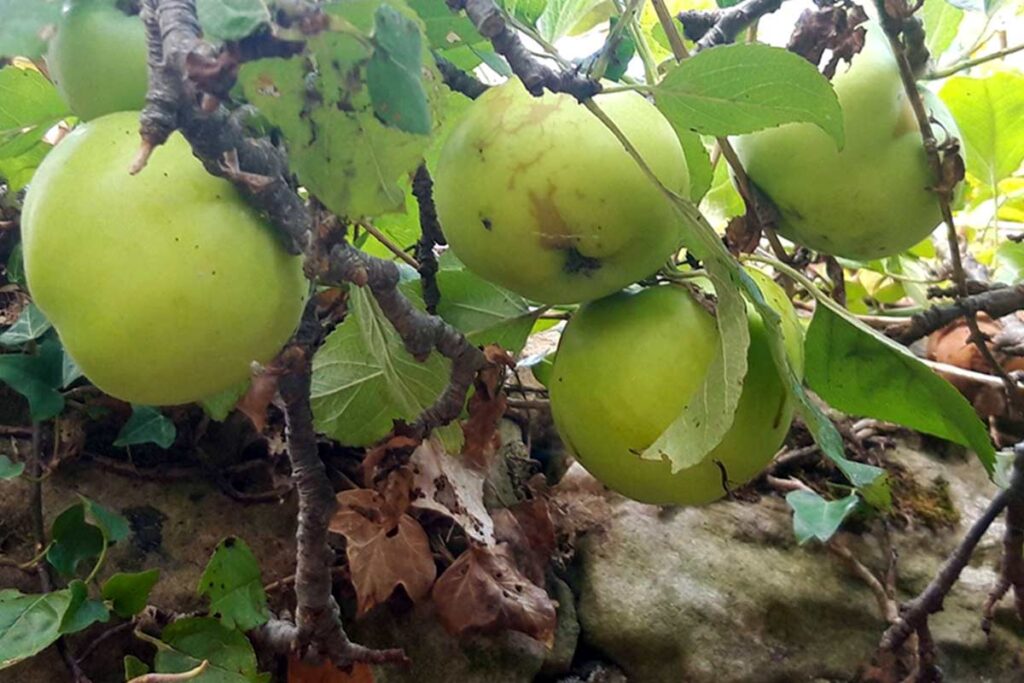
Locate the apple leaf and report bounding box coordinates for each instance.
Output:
[0,138,51,191]
[114,406,176,449]
[0,588,72,670]
[0,303,52,347]
[197,537,269,631]
[0,337,65,421]
[0,0,62,60]
[805,303,996,474]
[46,504,105,577]
[675,128,714,204]
[0,65,69,137]
[435,254,536,355]
[921,0,964,59]
[786,491,860,545]
[537,0,605,42]
[196,0,271,42]
[368,5,432,135]
[311,286,457,448]
[653,43,844,148]
[102,570,160,618]
[238,0,442,218]
[0,455,23,480]
[153,617,269,683]
[940,72,1024,189]
[408,0,483,51]
[59,580,109,635]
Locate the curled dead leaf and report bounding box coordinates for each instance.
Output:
[462,345,515,467]
[492,498,556,586]
[409,438,494,545]
[432,544,557,644]
[288,657,374,683]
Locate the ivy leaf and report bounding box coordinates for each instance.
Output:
[102,570,160,618]
[80,495,130,543]
[435,254,536,354]
[368,5,431,135]
[653,43,844,147]
[311,286,456,448]
[61,349,83,388]
[47,504,105,577]
[0,455,23,480]
[940,72,1024,189]
[0,303,52,347]
[196,0,270,42]
[786,491,860,544]
[0,0,63,59]
[153,617,269,683]
[0,589,72,669]
[805,303,996,474]
[124,655,151,679]
[0,337,65,421]
[537,0,605,42]
[197,538,269,631]
[114,405,176,449]
[59,580,110,635]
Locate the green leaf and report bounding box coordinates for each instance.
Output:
[921,0,964,58]
[0,303,52,346]
[61,348,83,388]
[200,380,249,422]
[0,337,65,421]
[102,570,159,618]
[500,0,548,25]
[238,0,439,218]
[47,504,104,576]
[653,43,844,147]
[0,0,63,59]
[0,137,51,191]
[5,243,24,287]
[537,0,605,42]
[940,72,1024,189]
[80,495,130,543]
[408,0,482,50]
[993,241,1024,285]
[0,589,71,669]
[114,406,176,449]
[0,455,23,480]
[198,538,269,632]
[0,66,69,136]
[700,156,744,223]
[675,129,713,203]
[60,580,109,635]
[805,303,996,474]
[311,286,454,447]
[154,617,269,683]
[786,491,860,544]
[196,0,270,42]
[368,5,432,135]
[124,655,151,680]
[435,255,536,354]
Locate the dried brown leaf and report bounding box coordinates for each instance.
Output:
[492,498,556,586]
[288,657,374,683]
[724,214,761,255]
[330,488,437,616]
[432,544,556,643]
[462,345,514,467]
[409,438,494,544]
[237,369,282,432]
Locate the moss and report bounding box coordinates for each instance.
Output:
[887,463,960,530]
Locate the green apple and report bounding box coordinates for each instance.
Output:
[549,270,803,506]
[47,0,149,121]
[731,22,961,260]
[434,79,690,305]
[21,111,308,406]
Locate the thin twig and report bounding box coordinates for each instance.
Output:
[677,0,785,51]
[412,164,445,314]
[355,220,420,269]
[926,42,1024,79]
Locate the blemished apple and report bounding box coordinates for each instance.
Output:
[21,111,308,406]
[731,22,961,260]
[46,0,149,121]
[434,78,690,305]
[549,270,803,506]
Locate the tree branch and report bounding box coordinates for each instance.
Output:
[433,53,489,100]
[677,0,785,51]
[885,283,1024,344]
[925,42,1024,80]
[444,0,600,99]
[412,164,446,314]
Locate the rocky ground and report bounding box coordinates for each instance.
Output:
[1,423,1021,682]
